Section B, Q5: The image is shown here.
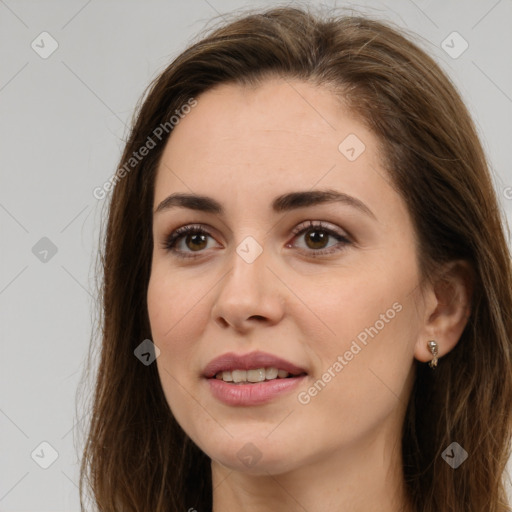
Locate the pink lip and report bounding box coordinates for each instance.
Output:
[207,375,307,406]
[202,350,307,378]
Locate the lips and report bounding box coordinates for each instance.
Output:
[202,350,307,379]
[203,351,308,406]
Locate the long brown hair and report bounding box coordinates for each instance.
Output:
[78,5,512,511]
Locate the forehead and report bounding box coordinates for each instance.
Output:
[153,78,389,215]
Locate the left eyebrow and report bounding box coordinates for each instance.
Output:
[154,189,376,220]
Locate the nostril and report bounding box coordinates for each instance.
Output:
[249,315,266,321]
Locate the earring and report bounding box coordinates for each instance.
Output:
[427,340,439,368]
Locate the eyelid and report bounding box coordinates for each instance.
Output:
[290,219,350,239]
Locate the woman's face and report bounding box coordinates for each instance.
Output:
[147,78,426,475]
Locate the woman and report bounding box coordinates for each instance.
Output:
[78,5,512,511]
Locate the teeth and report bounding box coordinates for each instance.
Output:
[232,369,247,383]
[214,367,294,383]
[247,368,266,382]
[265,367,278,379]
[222,371,233,382]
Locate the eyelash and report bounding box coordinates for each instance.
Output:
[161,221,352,260]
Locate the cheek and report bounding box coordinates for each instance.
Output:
[292,261,410,356]
[293,305,417,453]
[147,268,210,434]
[146,265,213,400]
[296,258,419,408]
[147,262,212,342]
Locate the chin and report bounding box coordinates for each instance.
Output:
[198,430,302,475]
[212,450,299,476]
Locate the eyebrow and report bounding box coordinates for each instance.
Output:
[154,189,376,220]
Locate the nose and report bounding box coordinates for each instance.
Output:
[211,239,286,332]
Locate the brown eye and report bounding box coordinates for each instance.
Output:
[184,232,208,251]
[162,225,218,258]
[303,229,330,250]
[290,220,351,257]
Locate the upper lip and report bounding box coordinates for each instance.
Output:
[203,350,307,378]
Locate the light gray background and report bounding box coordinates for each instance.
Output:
[1,0,511,510]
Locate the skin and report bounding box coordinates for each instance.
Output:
[147,78,472,511]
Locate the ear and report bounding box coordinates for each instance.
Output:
[414,260,473,364]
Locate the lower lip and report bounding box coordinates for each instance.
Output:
[206,375,307,406]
